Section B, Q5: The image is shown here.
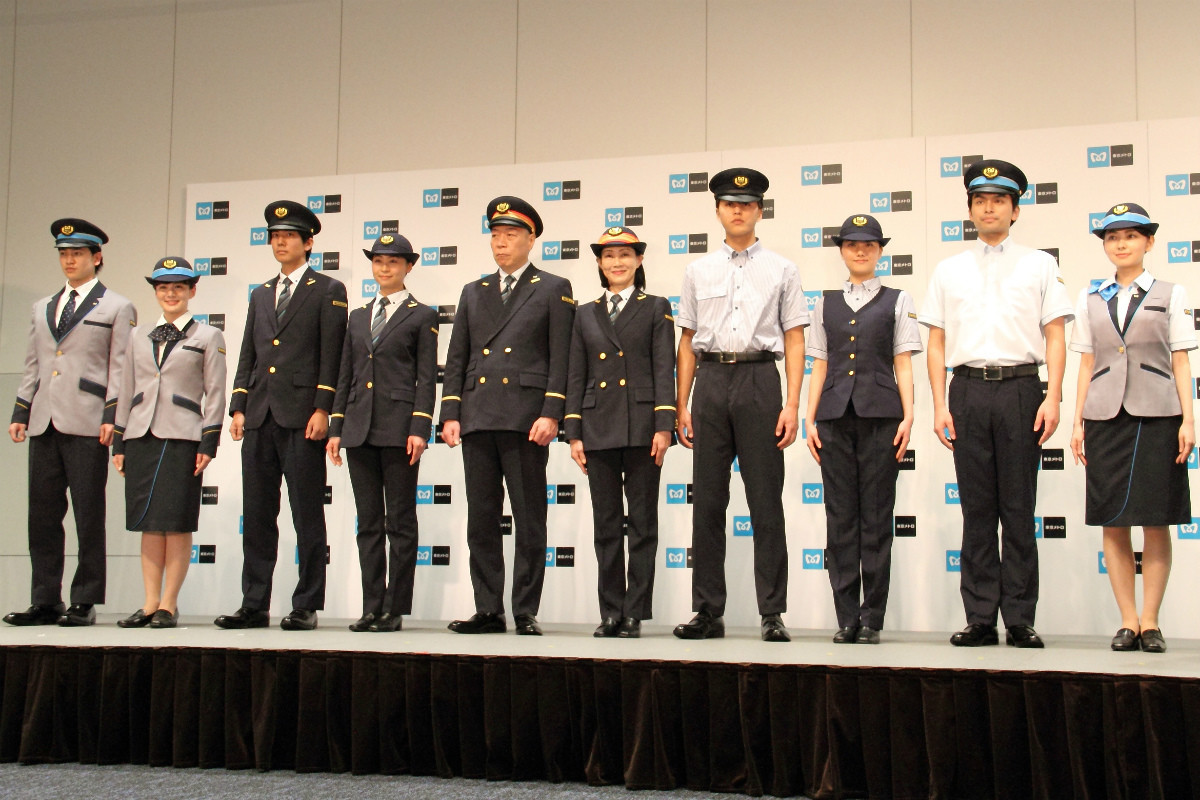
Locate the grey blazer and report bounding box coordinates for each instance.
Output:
[11,282,137,436]
[112,320,228,457]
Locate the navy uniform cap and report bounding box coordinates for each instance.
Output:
[709,167,769,202]
[145,257,196,285]
[264,200,322,236]
[51,218,108,248]
[363,233,419,262]
[963,159,1027,197]
[590,226,647,256]
[831,214,890,247]
[1091,202,1159,238]
[486,196,543,237]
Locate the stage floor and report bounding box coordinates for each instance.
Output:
[4,615,1197,678]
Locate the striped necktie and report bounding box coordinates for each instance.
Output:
[609,294,622,322]
[276,277,292,321]
[371,296,390,346]
[56,290,78,338]
[501,274,516,304]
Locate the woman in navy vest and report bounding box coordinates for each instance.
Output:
[1069,203,1195,654]
[804,215,923,644]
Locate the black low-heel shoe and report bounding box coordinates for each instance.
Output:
[149,609,178,629]
[117,609,155,628]
[1110,628,1140,651]
[1140,629,1166,654]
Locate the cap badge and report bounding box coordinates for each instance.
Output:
[1112,204,1128,214]
[733,175,749,187]
[607,227,622,236]
[162,259,177,268]
[380,235,394,244]
[982,166,999,178]
[496,202,510,213]
[61,224,74,235]
[274,207,288,218]
[852,216,868,227]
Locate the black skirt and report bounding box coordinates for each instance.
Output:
[123,435,202,532]
[1084,410,1190,527]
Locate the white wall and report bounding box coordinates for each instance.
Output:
[0,0,1197,626]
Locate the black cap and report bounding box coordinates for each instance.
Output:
[590,226,647,256]
[263,200,321,236]
[486,196,543,237]
[51,218,108,248]
[709,167,769,202]
[363,233,419,262]
[963,159,1027,197]
[1091,202,1159,238]
[145,257,196,286]
[831,214,890,247]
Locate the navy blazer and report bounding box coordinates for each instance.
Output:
[329,293,439,447]
[229,269,348,430]
[564,292,677,450]
[439,265,575,435]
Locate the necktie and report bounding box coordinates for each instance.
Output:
[56,290,77,338]
[609,294,622,322]
[371,296,390,346]
[501,274,515,305]
[276,277,292,321]
[149,323,185,366]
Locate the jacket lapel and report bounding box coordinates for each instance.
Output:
[483,266,538,344]
[275,273,317,335]
[591,296,622,349]
[375,294,418,349]
[56,283,108,341]
[157,318,195,369]
[45,288,65,337]
[612,292,647,340]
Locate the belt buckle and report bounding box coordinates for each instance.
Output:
[982,365,1002,381]
[718,352,737,364]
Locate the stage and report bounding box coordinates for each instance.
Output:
[2,619,1198,799]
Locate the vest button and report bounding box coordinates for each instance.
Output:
[848,370,855,376]
[482,348,490,355]
[600,381,607,389]
[599,352,607,360]
[366,381,373,389]
[502,377,509,384]
[619,379,626,386]
[1118,346,1125,353]
[479,376,486,384]
[268,366,276,374]
[850,319,857,325]
[849,336,855,342]
[273,339,280,346]
[505,347,512,353]
[849,353,856,359]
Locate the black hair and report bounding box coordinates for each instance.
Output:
[715,198,764,209]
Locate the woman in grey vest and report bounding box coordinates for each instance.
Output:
[804,215,923,644]
[1069,204,1196,653]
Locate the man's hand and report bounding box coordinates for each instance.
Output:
[9,423,26,444]
[112,454,125,475]
[407,435,427,466]
[650,431,671,466]
[528,416,558,447]
[305,409,329,441]
[775,405,799,449]
[1034,397,1060,445]
[934,407,956,451]
[441,420,461,447]
[676,407,694,449]
[805,419,822,464]
[230,411,245,441]
[194,453,212,475]
[1069,423,1086,466]
[569,440,587,474]
[99,423,114,447]
[326,436,343,466]
[894,417,913,462]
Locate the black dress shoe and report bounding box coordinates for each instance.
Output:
[617,617,641,638]
[1110,628,1140,651]
[117,609,155,628]
[1140,628,1166,654]
[856,627,880,644]
[214,607,269,629]
[950,623,999,647]
[673,611,724,640]
[1005,625,1044,648]
[149,609,178,629]
[448,612,506,634]
[593,617,619,638]
[58,604,95,627]
[761,614,791,642]
[833,626,860,644]
[4,603,66,626]
[280,609,318,630]
[349,612,378,632]
[369,613,403,632]
[514,614,542,635]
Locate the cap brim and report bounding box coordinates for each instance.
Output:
[145,275,194,285]
[364,249,418,261]
[1092,221,1159,238]
[590,242,647,256]
[715,193,761,203]
[56,239,98,249]
[488,217,534,233]
[833,233,890,246]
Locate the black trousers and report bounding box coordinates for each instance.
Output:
[817,408,900,630]
[240,413,328,611]
[27,426,108,606]
[461,431,548,617]
[691,360,787,617]
[949,374,1043,627]
[346,444,420,616]
[585,446,661,621]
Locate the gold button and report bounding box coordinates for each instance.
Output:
[504,347,512,353]
[599,381,607,389]
[849,336,855,342]
[368,353,373,359]
[56,350,63,356]
[52,370,59,376]
[849,353,856,359]
[848,370,855,376]
[599,352,607,360]
[483,348,490,355]
[619,379,626,386]
[273,339,280,346]
[618,351,624,357]
[479,376,486,384]
[502,377,509,384]
[268,366,276,374]
[366,381,373,389]
[850,319,857,325]
[1118,346,1125,353]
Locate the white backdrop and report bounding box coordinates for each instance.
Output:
[180,117,1200,635]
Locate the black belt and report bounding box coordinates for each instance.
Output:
[952,364,1040,381]
[697,351,777,364]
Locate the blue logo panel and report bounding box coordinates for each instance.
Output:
[1087,146,1109,168]
[307,195,325,212]
[665,548,688,567]
[945,483,960,504]
[416,546,432,565]
[869,192,891,212]
[193,257,211,276]
[1178,518,1200,539]
[421,246,439,265]
[801,549,824,569]
[1097,551,1107,574]
[875,255,892,276]
[940,221,963,242]
[363,221,382,239]
[543,181,562,201]
[801,227,822,248]
[668,235,687,254]
[542,242,561,261]
[1166,174,1189,196]
[604,208,624,226]
[669,174,688,193]
[423,189,441,208]
[802,483,823,504]
[545,547,555,566]
[946,550,961,572]
[733,516,753,536]
[249,227,268,246]
[665,484,688,504]
[416,485,433,504]
[801,166,821,186]
[940,157,962,177]
[307,253,323,270]
[195,202,213,220]
[362,279,378,298]
[1168,242,1192,264]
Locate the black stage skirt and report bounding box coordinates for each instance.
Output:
[1084,410,1190,527]
[123,435,202,532]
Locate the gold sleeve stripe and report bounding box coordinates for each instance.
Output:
[654,405,677,411]
[564,413,582,420]
[104,400,118,407]
[218,347,227,354]
[431,327,439,334]
[316,384,335,392]
[412,411,433,419]
[561,296,574,304]
[441,395,461,402]
[332,300,348,307]
[233,388,248,394]
[14,401,28,409]
[330,413,344,419]
[665,314,674,321]
[544,392,565,399]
